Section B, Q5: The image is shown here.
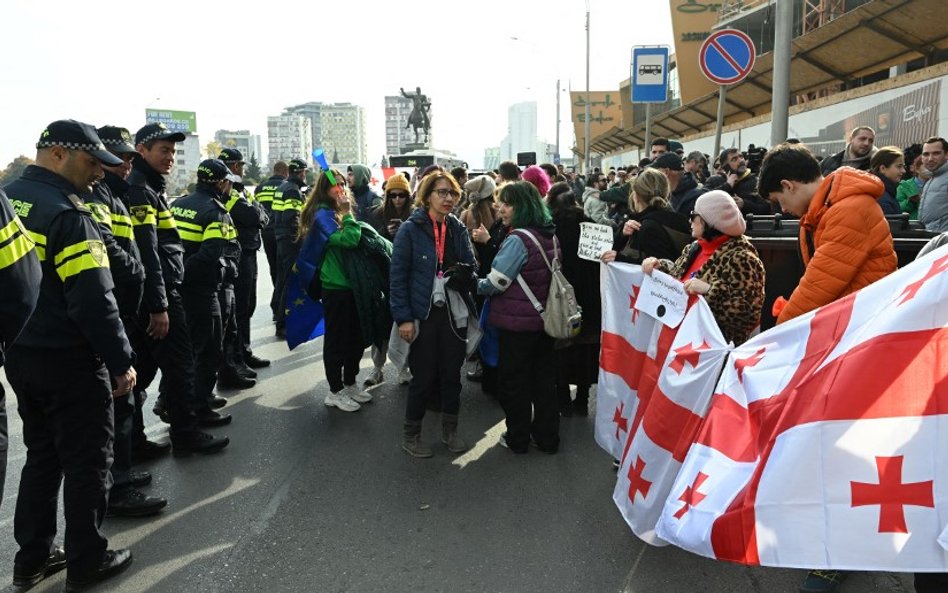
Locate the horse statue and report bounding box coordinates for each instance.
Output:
[401,87,431,144]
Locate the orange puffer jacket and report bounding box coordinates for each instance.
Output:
[777,167,897,324]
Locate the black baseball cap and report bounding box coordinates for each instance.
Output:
[96,125,137,155]
[197,159,241,184]
[651,152,684,171]
[36,120,123,166]
[134,122,186,146]
[218,148,245,164]
[288,158,308,172]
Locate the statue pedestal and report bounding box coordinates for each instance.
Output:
[401,143,429,154]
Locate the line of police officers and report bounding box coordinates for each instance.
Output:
[0,118,278,591]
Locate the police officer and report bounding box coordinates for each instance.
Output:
[171,159,240,427]
[128,122,229,455]
[0,186,42,518]
[3,120,134,590]
[273,158,309,339]
[254,161,288,319]
[90,126,167,517]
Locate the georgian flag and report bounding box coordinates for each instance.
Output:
[596,263,729,543]
[656,245,948,571]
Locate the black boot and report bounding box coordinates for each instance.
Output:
[401,421,432,458]
[440,414,468,454]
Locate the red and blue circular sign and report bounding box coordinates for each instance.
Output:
[699,29,757,86]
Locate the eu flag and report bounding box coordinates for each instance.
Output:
[284,264,325,350]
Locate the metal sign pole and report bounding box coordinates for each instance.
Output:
[713,84,727,162]
[644,103,652,160]
[770,0,793,146]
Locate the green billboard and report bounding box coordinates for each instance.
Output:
[145,109,197,134]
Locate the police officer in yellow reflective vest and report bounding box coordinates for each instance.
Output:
[172,159,241,428]
[272,158,308,339]
[127,123,229,456]
[0,186,41,518]
[254,161,287,320]
[3,120,135,590]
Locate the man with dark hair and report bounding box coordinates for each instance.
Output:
[4,120,136,590]
[539,163,558,181]
[497,160,521,183]
[704,148,772,215]
[273,158,309,339]
[820,126,876,175]
[650,138,670,160]
[652,153,704,216]
[255,161,288,319]
[918,136,948,232]
[347,164,382,222]
[128,123,230,456]
[760,143,896,593]
[582,172,609,224]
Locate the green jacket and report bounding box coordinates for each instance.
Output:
[340,222,393,347]
[896,178,922,220]
[320,213,361,289]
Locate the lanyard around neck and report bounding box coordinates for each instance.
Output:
[429,213,446,277]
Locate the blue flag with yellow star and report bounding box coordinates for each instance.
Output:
[284,265,325,350]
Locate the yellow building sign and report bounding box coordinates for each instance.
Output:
[669,0,720,103]
[571,91,623,156]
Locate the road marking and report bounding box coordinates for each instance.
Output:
[452,419,506,469]
[620,544,649,592]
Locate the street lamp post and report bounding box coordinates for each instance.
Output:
[584,4,591,174]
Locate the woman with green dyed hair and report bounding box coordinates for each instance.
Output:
[476,181,562,454]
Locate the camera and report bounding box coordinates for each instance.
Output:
[742,144,768,175]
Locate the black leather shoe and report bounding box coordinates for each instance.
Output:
[217,372,255,390]
[244,353,271,368]
[13,546,66,587]
[207,395,228,410]
[172,431,230,457]
[197,409,232,427]
[131,439,170,464]
[107,488,167,518]
[152,401,170,424]
[63,549,133,592]
[237,365,257,379]
[275,326,286,340]
[128,470,152,488]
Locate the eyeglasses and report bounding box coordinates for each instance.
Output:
[689,211,702,221]
[431,188,460,199]
[388,192,409,199]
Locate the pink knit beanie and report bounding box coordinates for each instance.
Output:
[521,165,551,197]
[694,190,746,237]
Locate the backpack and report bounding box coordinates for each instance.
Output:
[512,229,583,339]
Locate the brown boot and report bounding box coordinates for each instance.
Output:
[402,421,433,458]
[440,414,468,454]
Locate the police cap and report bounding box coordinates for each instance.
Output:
[218,148,245,164]
[36,120,123,166]
[135,122,186,146]
[288,158,309,172]
[197,159,241,184]
[96,125,137,155]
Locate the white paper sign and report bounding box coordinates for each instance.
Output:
[578,222,614,262]
[635,270,688,327]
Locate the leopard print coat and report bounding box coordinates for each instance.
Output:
[658,234,765,346]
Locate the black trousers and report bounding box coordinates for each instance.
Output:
[274,238,299,329]
[406,305,466,422]
[129,288,199,435]
[262,229,279,315]
[5,347,112,577]
[498,329,558,451]
[218,283,242,372]
[110,393,134,490]
[182,288,222,407]
[235,251,258,356]
[322,289,365,393]
[0,382,7,511]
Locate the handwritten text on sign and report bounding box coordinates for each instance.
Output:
[636,269,688,328]
[578,223,614,262]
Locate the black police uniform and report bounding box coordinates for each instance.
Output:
[88,172,147,496]
[172,182,240,411]
[254,174,284,316]
[3,164,133,578]
[272,174,306,334]
[126,151,203,437]
[0,187,42,511]
[224,183,267,366]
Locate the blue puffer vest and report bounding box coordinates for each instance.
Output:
[489,228,555,332]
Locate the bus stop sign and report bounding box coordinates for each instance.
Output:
[699,29,756,86]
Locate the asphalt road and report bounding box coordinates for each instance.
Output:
[0,254,916,593]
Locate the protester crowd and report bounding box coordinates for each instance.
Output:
[0,116,945,592]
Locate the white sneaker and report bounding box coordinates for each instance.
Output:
[345,384,373,404]
[363,367,384,386]
[324,390,361,412]
[397,368,413,385]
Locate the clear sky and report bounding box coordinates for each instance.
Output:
[0,0,673,169]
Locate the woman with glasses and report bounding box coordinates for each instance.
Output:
[600,168,691,265]
[390,172,477,458]
[362,173,415,387]
[296,169,377,412]
[642,190,765,346]
[546,182,602,417]
[477,181,561,454]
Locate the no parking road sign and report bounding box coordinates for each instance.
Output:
[699,29,756,86]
